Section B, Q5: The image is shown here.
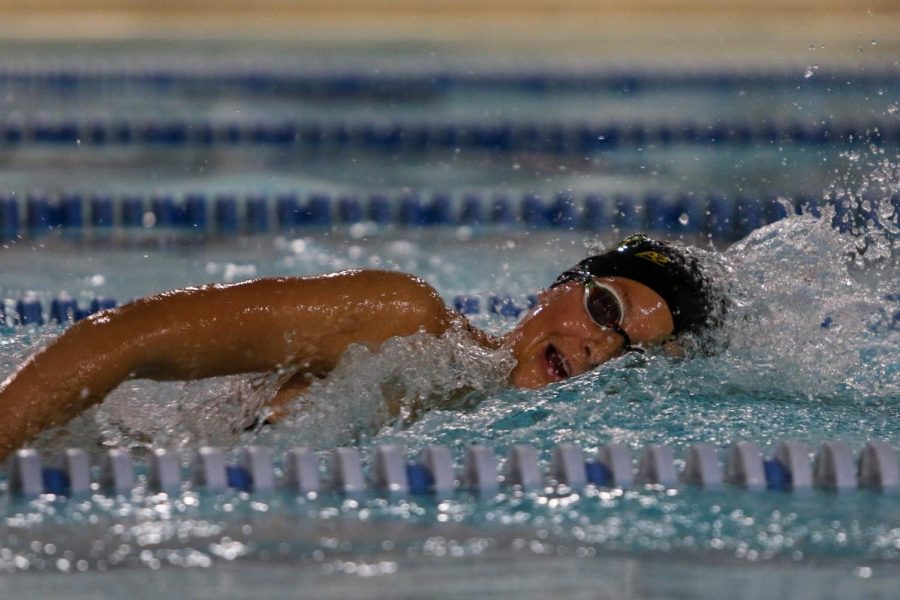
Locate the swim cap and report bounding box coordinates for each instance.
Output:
[552,234,722,335]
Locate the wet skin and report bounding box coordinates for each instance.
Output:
[0,271,672,458]
[0,270,462,457]
[503,277,675,388]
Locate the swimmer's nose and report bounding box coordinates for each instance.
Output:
[583,335,619,368]
[582,340,605,368]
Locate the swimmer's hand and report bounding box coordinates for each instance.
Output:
[661,338,687,358]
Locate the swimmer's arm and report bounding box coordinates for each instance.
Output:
[0,270,461,456]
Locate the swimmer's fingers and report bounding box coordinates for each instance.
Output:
[661,339,687,358]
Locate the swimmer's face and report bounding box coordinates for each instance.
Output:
[504,277,675,389]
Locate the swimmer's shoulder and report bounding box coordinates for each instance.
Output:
[227,269,440,298]
[235,270,495,347]
[344,269,452,325]
[217,270,443,309]
[362,271,498,344]
[339,270,501,347]
[285,269,453,331]
[301,268,439,295]
[338,269,442,296]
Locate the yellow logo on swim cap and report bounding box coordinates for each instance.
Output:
[635,250,671,266]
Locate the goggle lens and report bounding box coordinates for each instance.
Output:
[583,280,644,354]
[585,285,623,328]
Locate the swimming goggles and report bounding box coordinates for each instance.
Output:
[582,279,644,354]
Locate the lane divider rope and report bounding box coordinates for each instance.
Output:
[5,440,898,499]
[0,296,116,326]
[1,118,894,149]
[3,190,893,242]
[1,67,898,93]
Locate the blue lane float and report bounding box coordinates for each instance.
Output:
[1,66,899,95]
[14,296,44,326]
[3,295,118,326]
[1,118,896,151]
[0,190,872,243]
[4,440,897,499]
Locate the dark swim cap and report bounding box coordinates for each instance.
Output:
[552,234,721,335]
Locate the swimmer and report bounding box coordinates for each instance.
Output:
[0,234,721,458]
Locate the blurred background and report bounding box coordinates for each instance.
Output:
[0,0,897,64]
[0,1,896,247]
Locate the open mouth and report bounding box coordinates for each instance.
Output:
[544,344,570,380]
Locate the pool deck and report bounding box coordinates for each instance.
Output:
[0,0,897,67]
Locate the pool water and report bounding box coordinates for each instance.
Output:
[0,42,899,598]
[0,216,897,597]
